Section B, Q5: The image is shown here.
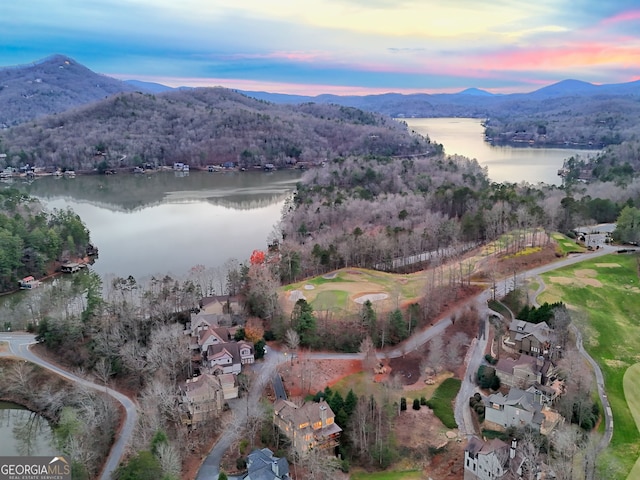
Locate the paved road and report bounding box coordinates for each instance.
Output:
[195,246,622,477]
[453,245,618,437]
[530,275,613,453]
[196,350,287,480]
[0,333,138,480]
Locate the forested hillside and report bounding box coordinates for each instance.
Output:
[0,54,134,127]
[0,189,92,292]
[0,88,431,171]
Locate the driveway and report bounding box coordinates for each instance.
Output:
[0,333,138,480]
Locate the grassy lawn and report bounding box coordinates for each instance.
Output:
[312,289,349,312]
[427,377,460,429]
[350,470,423,480]
[330,372,451,406]
[538,254,640,478]
[624,364,640,479]
[551,232,586,255]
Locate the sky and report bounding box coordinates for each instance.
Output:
[2,0,640,96]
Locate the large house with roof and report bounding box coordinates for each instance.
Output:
[273,399,342,454]
[206,340,255,375]
[494,354,553,389]
[484,388,562,435]
[504,320,555,358]
[178,373,224,428]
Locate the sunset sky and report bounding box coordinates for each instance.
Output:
[2,1,640,95]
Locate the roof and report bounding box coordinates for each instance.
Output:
[274,399,342,434]
[488,388,543,424]
[246,448,289,480]
[180,374,221,398]
[509,320,552,343]
[207,341,254,364]
[495,354,539,375]
[465,436,509,456]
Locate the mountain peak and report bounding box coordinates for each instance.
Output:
[457,87,493,96]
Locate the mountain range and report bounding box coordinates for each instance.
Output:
[1,54,640,154]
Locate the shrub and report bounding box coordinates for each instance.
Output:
[485,354,498,365]
[400,397,407,411]
[412,398,421,410]
[236,457,247,470]
[420,396,427,406]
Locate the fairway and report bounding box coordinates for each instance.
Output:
[282,268,425,316]
[624,364,640,480]
[538,253,640,479]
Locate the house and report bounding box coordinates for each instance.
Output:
[505,320,555,358]
[200,295,240,315]
[494,354,552,389]
[484,388,562,435]
[206,341,255,375]
[464,436,512,480]
[243,448,290,480]
[464,436,556,480]
[178,374,224,428]
[194,326,231,352]
[273,399,342,454]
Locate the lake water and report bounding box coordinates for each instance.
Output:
[404,118,599,185]
[0,401,56,456]
[13,170,302,282]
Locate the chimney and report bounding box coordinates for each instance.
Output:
[510,438,517,459]
[320,404,327,426]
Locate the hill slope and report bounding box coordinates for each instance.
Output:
[0,88,432,170]
[0,54,135,127]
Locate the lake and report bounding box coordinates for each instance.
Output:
[403,118,599,185]
[13,170,303,282]
[0,401,56,456]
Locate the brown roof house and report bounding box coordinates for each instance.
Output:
[494,354,552,389]
[273,399,342,455]
[504,320,555,358]
[178,374,224,428]
[206,340,255,375]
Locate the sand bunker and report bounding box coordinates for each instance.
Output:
[549,276,573,285]
[322,272,338,279]
[304,284,315,290]
[595,263,621,268]
[354,293,389,304]
[581,278,603,287]
[289,290,306,302]
[575,269,597,278]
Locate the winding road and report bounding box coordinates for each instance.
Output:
[0,333,138,480]
[455,245,616,443]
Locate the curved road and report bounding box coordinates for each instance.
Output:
[530,275,613,452]
[197,245,620,478]
[454,245,617,437]
[0,333,138,480]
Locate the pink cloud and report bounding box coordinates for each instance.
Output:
[471,44,640,72]
[223,51,330,62]
[601,9,640,25]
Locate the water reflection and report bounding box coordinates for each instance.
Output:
[15,170,302,212]
[9,170,302,279]
[0,402,56,456]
